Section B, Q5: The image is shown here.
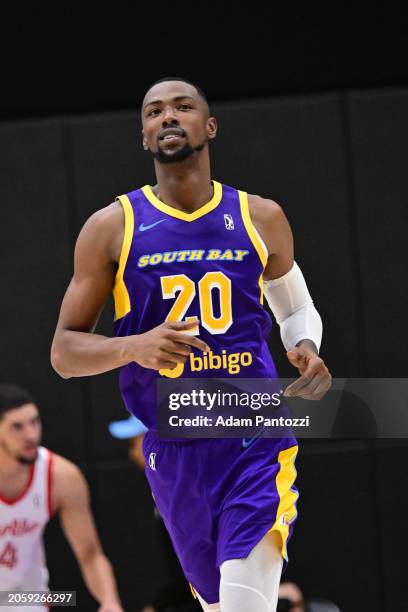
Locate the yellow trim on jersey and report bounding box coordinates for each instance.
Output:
[269,445,299,561]
[112,195,134,320]
[238,190,268,303]
[189,583,197,599]
[141,180,223,222]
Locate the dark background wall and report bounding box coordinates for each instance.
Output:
[1,4,407,121]
[1,88,407,611]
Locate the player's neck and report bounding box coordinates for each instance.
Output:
[153,164,213,213]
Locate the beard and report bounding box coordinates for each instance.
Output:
[17,449,38,465]
[151,139,207,164]
[17,454,37,465]
[0,439,38,465]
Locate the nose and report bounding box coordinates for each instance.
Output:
[25,425,39,443]
[162,105,179,126]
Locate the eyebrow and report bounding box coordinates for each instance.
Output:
[144,95,195,109]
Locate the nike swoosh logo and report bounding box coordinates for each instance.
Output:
[139,219,167,232]
[242,429,265,449]
[242,436,259,449]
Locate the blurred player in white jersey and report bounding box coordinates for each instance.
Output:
[0,383,123,612]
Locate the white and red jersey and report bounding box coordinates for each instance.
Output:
[0,446,53,594]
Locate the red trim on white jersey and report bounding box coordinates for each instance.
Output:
[47,450,54,518]
[0,462,35,505]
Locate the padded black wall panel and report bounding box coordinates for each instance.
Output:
[285,443,384,612]
[372,444,408,609]
[347,89,408,375]
[0,119,87,461]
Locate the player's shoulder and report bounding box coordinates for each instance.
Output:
[245,193,292,254]
[75,200,124,262]
[51,454,88,511]
[247,193,285,224]
[51,453,85,487]
[81,200,123,236]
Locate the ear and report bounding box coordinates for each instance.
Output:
[207,116,218,140]
[142,131,149,151]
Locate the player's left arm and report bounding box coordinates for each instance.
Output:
[52,456,124,612]
[248,194,332,400]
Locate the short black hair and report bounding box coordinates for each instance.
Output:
[0,384,35,420]
[144,76,210,108]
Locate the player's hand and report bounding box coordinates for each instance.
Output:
[126,318,210,370]
[283,340,332,400]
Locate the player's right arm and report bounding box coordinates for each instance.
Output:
[51,203,209,379]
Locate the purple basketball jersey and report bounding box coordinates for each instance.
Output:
[112,180,299,603]
[113,180,278,429]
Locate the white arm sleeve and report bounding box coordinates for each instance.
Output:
[263,262,323,352]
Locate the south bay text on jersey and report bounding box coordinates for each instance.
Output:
[137,248,250,268]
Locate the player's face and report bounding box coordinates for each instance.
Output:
[141,81,217,164]
[0,404,41,464]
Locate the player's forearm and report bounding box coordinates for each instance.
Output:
[51,330,133,378]
[80,552,123,610]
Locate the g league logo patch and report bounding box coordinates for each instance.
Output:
[224,214,234,230]
[148,452,157,471]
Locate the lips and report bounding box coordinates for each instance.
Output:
[163,134,183,141]
[159,127,185,141]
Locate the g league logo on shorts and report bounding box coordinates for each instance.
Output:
[149,453,157,471]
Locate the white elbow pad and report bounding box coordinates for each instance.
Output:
[263,262,323,352]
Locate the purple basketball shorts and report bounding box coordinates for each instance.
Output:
[143,431,299,604]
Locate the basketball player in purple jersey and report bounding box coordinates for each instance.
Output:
[51,77,332,611]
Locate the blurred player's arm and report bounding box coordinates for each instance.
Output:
[52,455,123,612]
[248,195,331,399]
[51,203,209,378]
